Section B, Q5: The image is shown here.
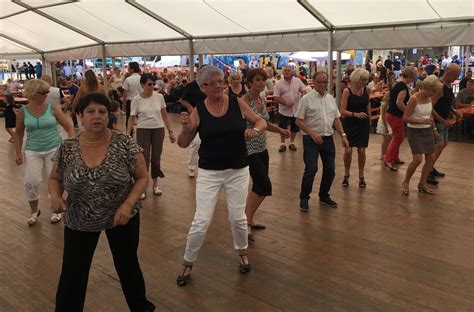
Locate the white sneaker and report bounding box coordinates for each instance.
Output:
[188,169,196,178]
[153,187,162,195]
[140,192,146,200]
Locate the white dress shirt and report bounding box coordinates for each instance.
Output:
[295,89,341,136]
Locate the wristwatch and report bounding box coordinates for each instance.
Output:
[253,127,261,134]
[341,133,347,137]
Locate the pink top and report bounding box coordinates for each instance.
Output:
[274,77,305,117]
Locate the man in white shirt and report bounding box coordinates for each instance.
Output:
[273,64,306,152]
[122,61,142,131]
[295,71,349,210]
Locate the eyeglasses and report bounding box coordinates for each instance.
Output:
[203,79,225,88]
[36,91,49,95]
[146,82,156,86]
[315,81,329,84]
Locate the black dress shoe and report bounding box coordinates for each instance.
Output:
[319,196,338,208]
[431,168,445,177]
[427,175,439,185]
[300,199,309,212]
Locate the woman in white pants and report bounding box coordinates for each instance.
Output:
[176,66,267,286]
[14,79,74,226]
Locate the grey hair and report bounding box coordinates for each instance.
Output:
[196,65,224,88]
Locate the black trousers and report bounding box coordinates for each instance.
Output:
[55,214,155,312]
[125,100,132,130]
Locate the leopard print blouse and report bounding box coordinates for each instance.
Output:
[53,130,143,232]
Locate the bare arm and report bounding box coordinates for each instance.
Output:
[340,89,352,117]
[177,109,199,148]
[333,118,350,148]
[238,98,267,132]
[49,163,68,213]
[161,108,176,143]
[71,86,84,113]
[114,152,148,226]
[126,115,136,135]
[52,106,75,137]
[122,89,129,105]
[395,90,407,112]
[13,108,25,165]
[273,95,292,107]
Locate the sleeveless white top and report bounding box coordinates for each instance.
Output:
[408,102,432,128]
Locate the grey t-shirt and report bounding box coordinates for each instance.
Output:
[456,89,474,106]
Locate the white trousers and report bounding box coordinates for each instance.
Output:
[183,167,249,263]
[188,134,201,170]
[24,149,56,201]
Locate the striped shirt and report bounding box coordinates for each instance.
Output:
[246,94,269,156]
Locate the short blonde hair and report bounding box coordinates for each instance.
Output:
[401,66,417,79]
[418,75,443,91]
[24,79,50,100]
[350,68,369,84]
[228,72,242,83]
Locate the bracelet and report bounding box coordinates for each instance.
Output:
[432,127,437,131]
[168,130,173,133]
[341,133,347,137]
[253,127,261,134]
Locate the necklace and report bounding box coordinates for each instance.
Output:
[80,130,111,147]
[205,97,226,116]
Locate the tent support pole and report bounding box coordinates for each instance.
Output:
[336,51,342,107]
[51,62,57,87]
[189,39,195,81]
[101,44,108,93]
[41,54,46,79]
[328,31,334,94]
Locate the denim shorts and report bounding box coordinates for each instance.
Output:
[435,122,449,144]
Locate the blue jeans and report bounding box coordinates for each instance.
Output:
[300,135,336,200]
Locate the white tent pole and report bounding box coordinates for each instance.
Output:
[51,62,57,86]
[336,51,342,107]
[328,31,334,94]
[101,44,108,93]
[465,46,470,74]
[189,39,195,81]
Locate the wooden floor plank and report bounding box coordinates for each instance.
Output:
[0,115,473,311]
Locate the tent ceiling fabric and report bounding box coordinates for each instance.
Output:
[0,0,473,60]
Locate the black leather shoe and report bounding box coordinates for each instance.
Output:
[300,199,309,212]
[427,175,439,185]
[319,196,338,208]
[431,168,445,177]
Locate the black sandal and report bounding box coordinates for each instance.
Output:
[239,254,251,274]
[358,177,366,188]
[342,176,349,187]
[249,223,266,230]
[176,263,193,286]
[248,225,255,242]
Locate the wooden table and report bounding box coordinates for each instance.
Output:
[0,95,29,104]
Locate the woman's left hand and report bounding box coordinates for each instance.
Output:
[433,130,440,141]
[169,131,176,143]
[113,203,132,227]
[244,128,259,139]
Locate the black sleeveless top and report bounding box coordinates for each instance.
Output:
[197,95,248,170]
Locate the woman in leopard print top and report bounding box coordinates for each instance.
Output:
[49,93,155,311]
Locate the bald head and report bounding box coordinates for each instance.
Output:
[443,63,461,83]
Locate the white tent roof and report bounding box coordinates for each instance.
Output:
[1,0,473,61]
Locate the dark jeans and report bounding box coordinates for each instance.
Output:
[55,214,155,312]
[300,135,336,200]
[125,100,132,130]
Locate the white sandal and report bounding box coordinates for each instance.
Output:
[27,210,41,226]
[50,213,62,224]
[153,187,162,195]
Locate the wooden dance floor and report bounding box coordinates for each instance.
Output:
[0,115,473,311]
